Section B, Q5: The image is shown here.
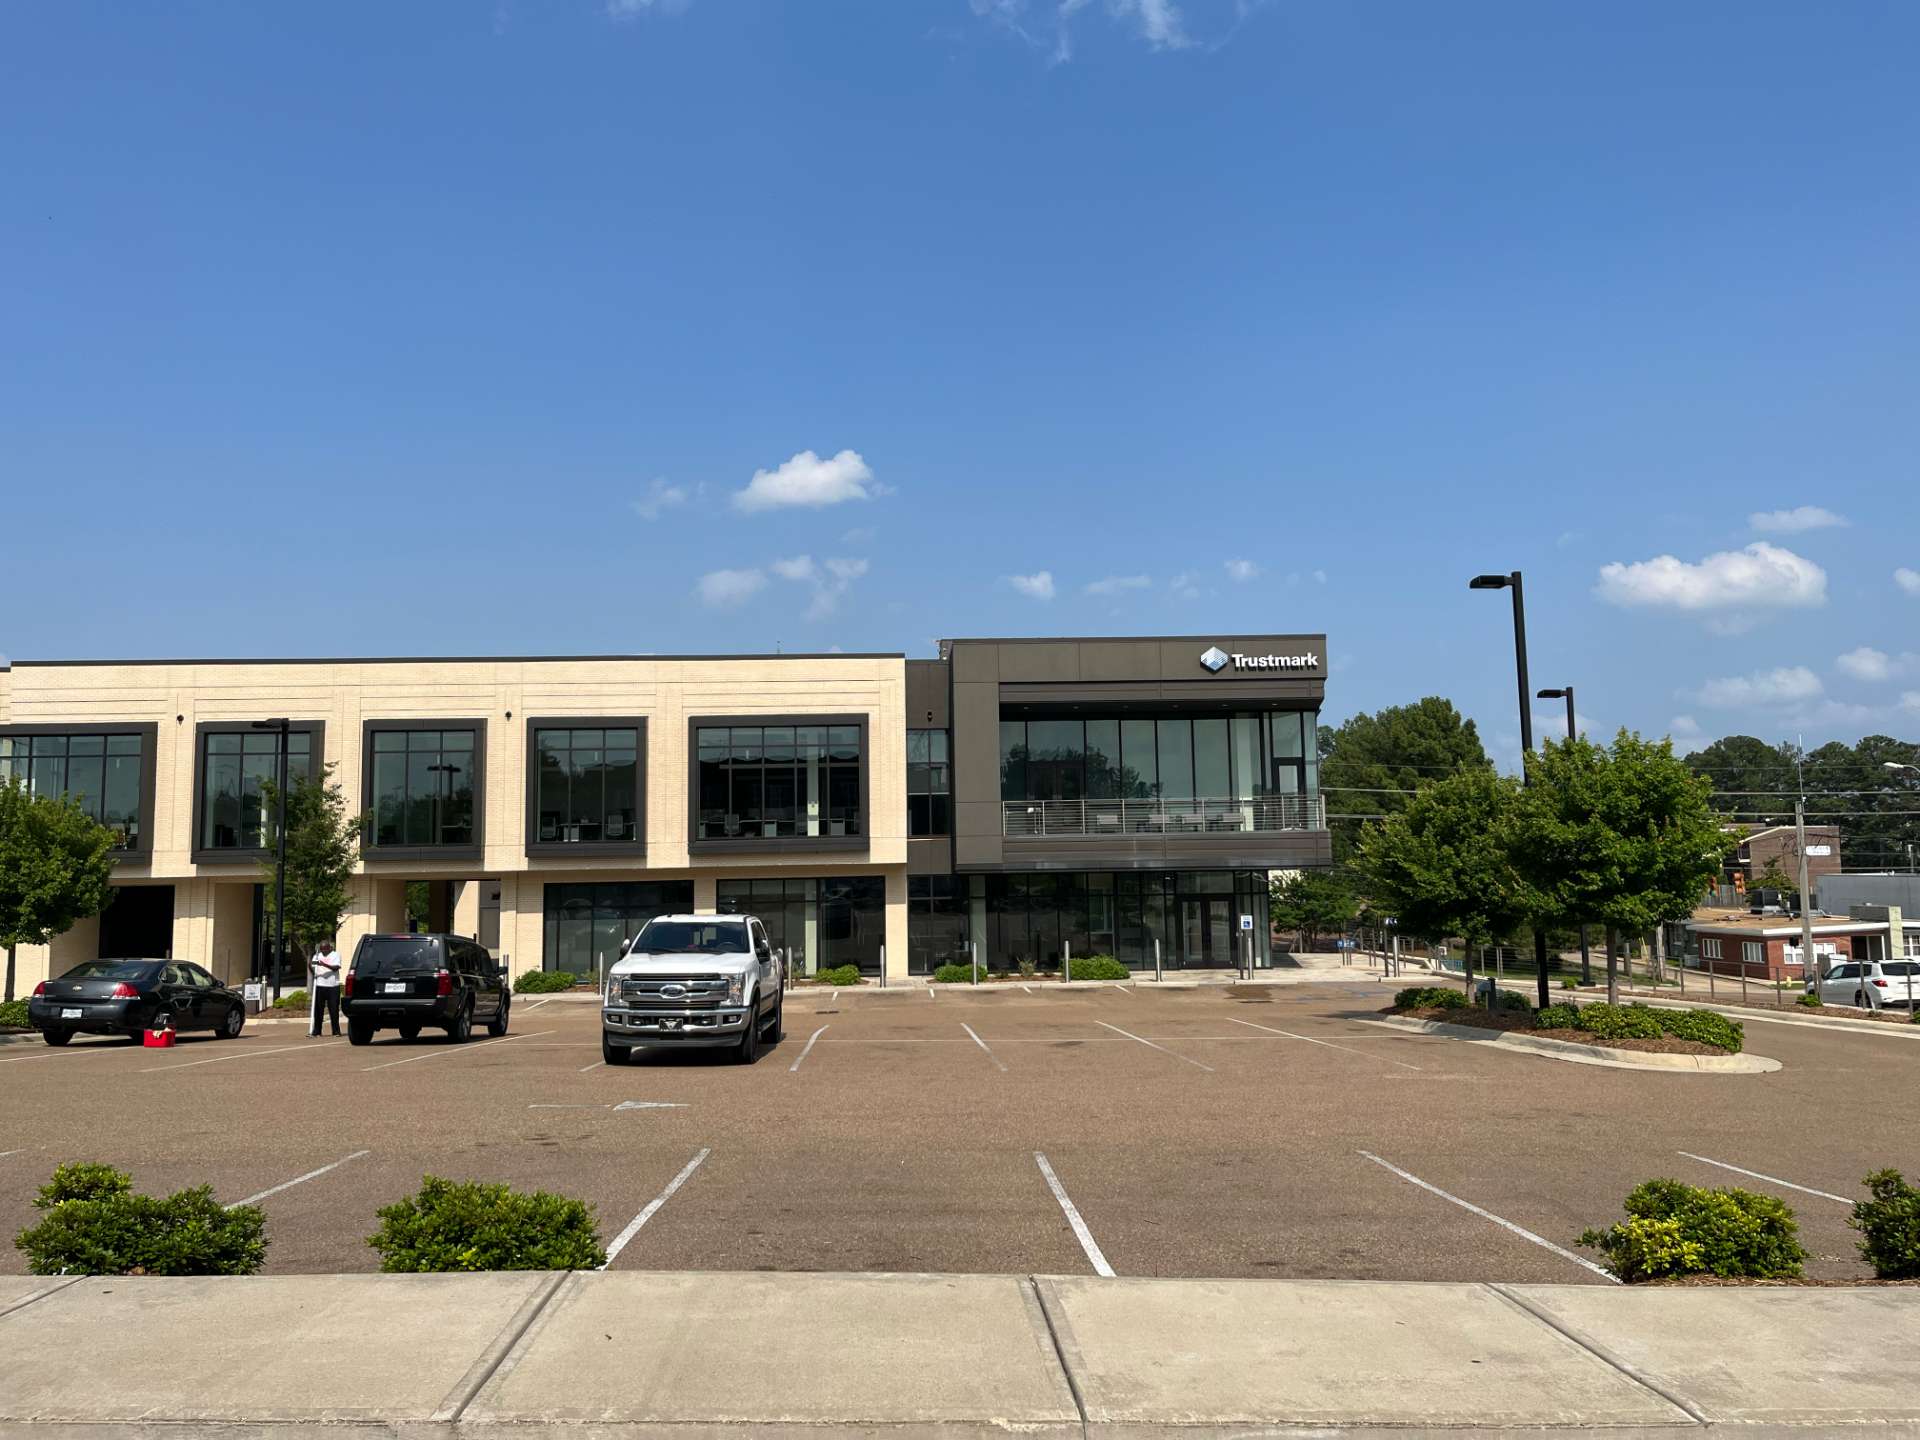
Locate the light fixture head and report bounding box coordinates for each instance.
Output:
[1468,574,1511,591]
[1536,688,1567,699]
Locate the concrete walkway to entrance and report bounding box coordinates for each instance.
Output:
[3,1270,1914,1435]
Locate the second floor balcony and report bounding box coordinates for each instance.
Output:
[1002,794,1324,839]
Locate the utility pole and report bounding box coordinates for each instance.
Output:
[1795,737,1817,990]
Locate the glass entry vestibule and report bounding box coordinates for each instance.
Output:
[979,870,1272,972]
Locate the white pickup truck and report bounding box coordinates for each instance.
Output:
[601,913,784,1067]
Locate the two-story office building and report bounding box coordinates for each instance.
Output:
[0,633,1329,989]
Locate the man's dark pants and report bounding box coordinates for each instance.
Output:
[311,986,341,1036]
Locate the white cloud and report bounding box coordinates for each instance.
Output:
[1168,571,1201,601]
[1114,0,1190,48]
[695,568,766,609]
[1837,646,1893,683]
[1669,715,1706,755]
[1556,531,1581,550]
[1693,666,1824,708]
[1749,505,1849,534]
[1595,542,1827,616]
[1223,559,1259,583]
[631,478,688,521]
[770,555,816,582]
[1086,574,1152,596]
[1903,693,1920,713]
[1008,571,1055,601]
[1897,568,1920,597]
[974,0,1193,61]
[1312,568,1327,585]
[840,526,877,546]
[607,0,689,16]
[732,449,880,514]
[1532,710,1593,743]
[768,554,867,619]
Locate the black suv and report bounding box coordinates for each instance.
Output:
[343,934,508,1045]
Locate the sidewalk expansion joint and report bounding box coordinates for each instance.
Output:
[1026,1276,1090,1438]
[430,1269,570,1424]
[0,1276,83,1323]
[1486,1283,1710,1426]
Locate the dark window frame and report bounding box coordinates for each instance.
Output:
[907,728,951,837]
[189,720,327,865]
[0,722,159,862]
[686,713,870,854]
[523,715,649,860]
[359,718,488,862]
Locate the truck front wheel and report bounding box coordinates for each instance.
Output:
[734,1003,760,1065]
[602,1034,631,1066]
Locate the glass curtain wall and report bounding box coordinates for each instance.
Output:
[696,725,861,839]
[533,727,640,843]
[983,870,1272,971]
[1000,713,1317,804]
[370,730,476,847]
[543,881,693,976]
[1,733,145,848]
[200,731,313,850]
[907,875,968,972]
[717,878,814,971]
[715,876,884,975]
[819,876,885,974]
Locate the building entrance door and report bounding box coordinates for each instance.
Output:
[1179,897,1233,969]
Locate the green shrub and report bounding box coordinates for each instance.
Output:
[1578,1178,1805,1282]
[0,999,31,1029]
[15,1164,265,1276]
[1850,1169,1920,1279]
[1489,987,1531,1013]
[367,1176,605,1272]
[514,969,578,994]
[1656,1008,1743,1054]
[1575,1002,1664,1042]
[271,989,309,1011]
[1067,955,1130,981]
[932,962,979,984]
[1558,977,1578,990]
[1796,992,1822,1008]
[816,965,862,986]
[1534,1003,1582,1030]
[1393,986,1466,1012]
[1017,958,1038,978]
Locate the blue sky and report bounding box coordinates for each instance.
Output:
[3,1,1917,760]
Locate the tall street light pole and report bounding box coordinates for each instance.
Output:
[1536,686,1590,986]
[1471,571,1550,1010]
[251,718,291,1004]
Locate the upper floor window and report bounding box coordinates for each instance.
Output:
[0,729,149,851]
[907,729,950,837]
[693,720,864,842]
[364,723,483,853]
[195,724,319,854]
[530,722,644,852]
[998,711,1317,804]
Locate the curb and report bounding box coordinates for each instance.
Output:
[1367,1015,1783,1074]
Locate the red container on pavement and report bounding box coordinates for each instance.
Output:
[143,1023,176,1048]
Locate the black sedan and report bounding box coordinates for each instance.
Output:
[28,959,247,1046]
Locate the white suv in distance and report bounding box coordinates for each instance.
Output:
[601,914,784,1066]
[1811,959,1919,1011]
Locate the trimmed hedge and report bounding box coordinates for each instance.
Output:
[1851,1169,1920,1279]
[1067,955,1131,981]
[1796,992,1823,1008]
[0,999,30,1029]
[271,989,309,1011]
[815,965,863,986]
[14,1163,266,1277]
[1393,986,1467,1012]
[1579,1178,1805,1282]
[932,963,979,984]
[1534,1003,1582,1030]
[515,969,579,994]
[1656,1008,1744,1053]
[1538,1001,1743,1053]
[1489,987,1531,1013]
[367,1176,606,1272]
[1574,1002,1665,1041]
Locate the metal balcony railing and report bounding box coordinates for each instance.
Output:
[1002,795,1326,838]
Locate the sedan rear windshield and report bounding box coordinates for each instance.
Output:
[352,938,444,977]
[631,921,749,955]
[60,960,163,983]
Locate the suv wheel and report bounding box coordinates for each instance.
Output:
[447,1002,473,1044]
[487,994,510,1037]
[602,1034,630,1066]
[348,1019,374,1046]
[735,1003,761,1065]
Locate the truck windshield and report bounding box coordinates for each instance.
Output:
[632,921,749,955]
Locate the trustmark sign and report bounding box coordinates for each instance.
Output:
[1200,646,1320,673]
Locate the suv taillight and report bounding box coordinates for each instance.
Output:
[436,969,452,997]
[31,981,46,997]
[111,982,139,998]
[1872,978,1888,987]
[343,973,354,998]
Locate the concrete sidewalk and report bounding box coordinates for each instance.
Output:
[2,1271,1915,1435]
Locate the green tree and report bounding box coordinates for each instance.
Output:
[1683,735,1797,820]
[0,779,120,1002]
[1357,767,1530,1003]
[1751,855,1797,899]
[1319,699,1490,859]
[1268,869,1359,953]
[258,764,367,968]
[1514,732,1731,1004]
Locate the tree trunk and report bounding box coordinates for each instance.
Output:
[1605,926,1619,1006]
[3,944,14,1004]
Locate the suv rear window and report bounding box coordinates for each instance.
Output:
[352,937,445,977]
[631,920,749,955]
[1880,962,1918,976]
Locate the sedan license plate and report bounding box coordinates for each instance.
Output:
[383,982,408,995]
[60,1008,83,1019]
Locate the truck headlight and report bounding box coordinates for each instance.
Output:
[605,978,623,1007]
[726,974,746,1006]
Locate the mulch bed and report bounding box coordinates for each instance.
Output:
[1646,1274,1920,1287]
[1392,1005,1727,1056]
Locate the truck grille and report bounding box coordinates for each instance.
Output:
[618,975,730,1008]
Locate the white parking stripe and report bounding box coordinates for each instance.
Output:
[0,1150,22,1160]
[1021,985,1036,995]
[1676,1152,1851,1204]
[360,1030,552,1072]
[1107,986,1133,998]
[1034,1152,1115,1278]
[1094,1020,1215,1072]
[789,1025,828,1073]
[961,1023,1008,1072]
[1359,1150,1617,1282]
[602,1148,711,1268]
[523,997,554,1010]
[142,1039,343,1074]
[0,1043,132,1065]
[1226,1016,1423,1071]
[229,1150,371,1209]
[578,1060,605,1073]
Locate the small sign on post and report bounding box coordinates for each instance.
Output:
[1239,914,1254,932]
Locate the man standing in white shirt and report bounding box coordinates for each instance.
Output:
[309,940,343,1036]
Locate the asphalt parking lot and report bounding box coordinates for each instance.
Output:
[3,980,1915,1283]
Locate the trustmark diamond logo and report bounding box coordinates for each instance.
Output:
[1199,646,1230,673]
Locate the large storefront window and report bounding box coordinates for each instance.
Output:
[0,730,148,851]
[717,878,813,970]
[715,876,885,976]
[982,870,1271,971]
[999,712,1317,803]
[819,876,885,975]
[532,725,641,845]
[908,875,969,973]
[197,727,315,852]
[367,726,480,851]
[694,721,864,841]
[907,729,950,837]
[543,881,693,976]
